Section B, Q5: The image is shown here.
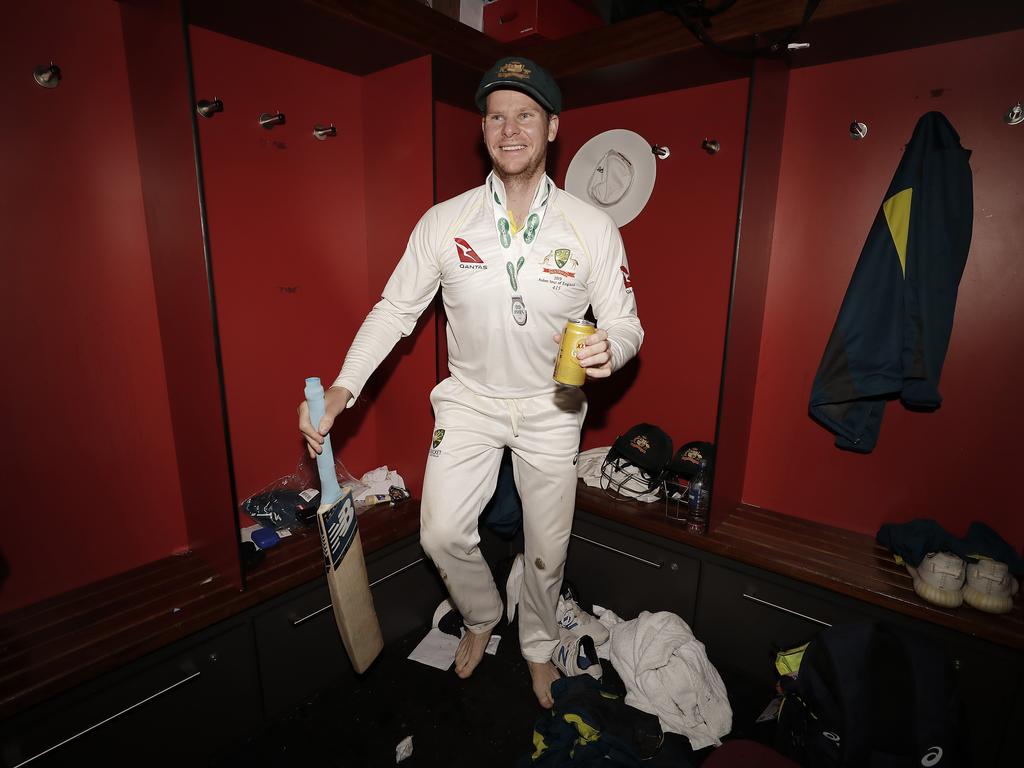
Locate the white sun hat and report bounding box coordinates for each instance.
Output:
[565,129,657,227]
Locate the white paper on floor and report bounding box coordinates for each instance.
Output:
[395,735,413,763]
[407,628,501,670]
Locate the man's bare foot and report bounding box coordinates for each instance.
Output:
[528,660,560,709]
[454,628,492,678]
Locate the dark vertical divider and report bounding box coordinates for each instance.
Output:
[711,58,789,528]
[120,0,242,589]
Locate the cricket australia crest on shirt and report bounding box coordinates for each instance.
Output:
[429,428,445,457]
[454,238,487,270]
[539,247,580,289]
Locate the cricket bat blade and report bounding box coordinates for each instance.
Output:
[305,377,383,673]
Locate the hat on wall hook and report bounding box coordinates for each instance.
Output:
[259,111,286,129]
[652,144,671,159]
[701,138,720,155]
[850,121,869,139]
[313,123,337,141]
[33,62,61,89]
[196,98,224,119]
[1005,102,1023,126]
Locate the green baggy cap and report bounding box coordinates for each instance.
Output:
[475,56,562,115]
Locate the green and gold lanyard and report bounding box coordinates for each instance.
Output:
[488,173,552,326]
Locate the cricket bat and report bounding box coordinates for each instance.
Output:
[304,377,383,673]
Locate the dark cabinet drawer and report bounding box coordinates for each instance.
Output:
[0,623,259,767]
[565,515,700,625]
[254,538,444,717]
[694,562,871,688]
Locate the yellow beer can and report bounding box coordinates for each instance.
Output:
[553,318,596,386]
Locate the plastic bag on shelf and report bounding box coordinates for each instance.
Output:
[239,457,370,530]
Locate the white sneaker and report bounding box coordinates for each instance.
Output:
[963,560,1019,614]
[555,593,610,645]
[552,629,602,680]
[907,552,966,608]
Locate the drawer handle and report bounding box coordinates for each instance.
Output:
[741,593,832,628]
[570,534,662,569]
[292,558,426,627]
[369,557,424,589]
[12,671,202,767]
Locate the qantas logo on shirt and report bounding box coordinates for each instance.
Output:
[454,238,487,269]
[620,265,634,293]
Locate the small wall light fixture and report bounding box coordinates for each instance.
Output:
[33,63,61,89]
[196,98,224,119]
[259,111,286,129]
[701,138,720,155]
[1005,102,1023,126]
[313,123,337,141]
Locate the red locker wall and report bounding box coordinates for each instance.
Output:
[190,28,377,501]
[1,1,187,612]
[552,80,750,452]
[362,57,438,496]
[744,29,1024,549]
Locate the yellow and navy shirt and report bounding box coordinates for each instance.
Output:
[334,173,643,402]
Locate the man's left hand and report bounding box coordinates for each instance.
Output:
[552,328,613,379]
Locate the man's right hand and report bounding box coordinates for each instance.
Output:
[298,385,352,458]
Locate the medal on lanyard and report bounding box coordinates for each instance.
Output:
[489,174,551,327]
[507,256,527,326]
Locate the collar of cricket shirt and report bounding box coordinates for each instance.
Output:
[487,173,553,327]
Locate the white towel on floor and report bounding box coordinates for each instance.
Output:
[609,611,732,750]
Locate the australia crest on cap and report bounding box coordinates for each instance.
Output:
[498,60,531,80]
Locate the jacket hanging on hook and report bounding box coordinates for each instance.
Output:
[809,111,973,453]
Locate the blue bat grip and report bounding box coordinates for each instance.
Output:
[304,377,343,508]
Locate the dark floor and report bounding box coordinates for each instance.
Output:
[209,607,776,768]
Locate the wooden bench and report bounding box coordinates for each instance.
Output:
[4,486,1020,721]
[0,501,420,720]
[573,483,1023,651]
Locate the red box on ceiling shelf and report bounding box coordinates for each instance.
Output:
[483,0,603,43]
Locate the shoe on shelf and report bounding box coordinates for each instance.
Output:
[552,629,602,681]
[906,551,966,608]
[555,589,610,646]
[963,559,1019,614]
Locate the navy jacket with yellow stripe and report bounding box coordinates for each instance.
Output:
[809,111,973,453]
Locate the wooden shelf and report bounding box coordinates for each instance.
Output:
[0,501,420,720]
[574,482,1024,651]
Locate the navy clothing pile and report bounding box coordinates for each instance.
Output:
[877,519,1024,574]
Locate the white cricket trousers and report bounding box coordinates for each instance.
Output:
[419,376,586,663]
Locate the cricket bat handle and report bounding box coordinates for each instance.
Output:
[304,377,343,506]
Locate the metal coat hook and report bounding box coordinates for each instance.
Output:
[259,111,286,130]
[33,62,61,89]
[850,121,868,140]
[196,98,224,119]
[651,144,671,159]
[313,123,337,141]
[1005,102,1023,126]
[701,138,720,155]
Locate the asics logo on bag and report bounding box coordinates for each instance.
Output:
[454,237,487,269]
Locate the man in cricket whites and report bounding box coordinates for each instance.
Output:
[299,56,643,708]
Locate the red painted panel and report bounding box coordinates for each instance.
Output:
[552,80,749,452]
[0,1,186,612]
[745,30,1024,550]
[713,61,788,528]
[123,0,241,594]
[363,58,438,497]
[190,28,378,501]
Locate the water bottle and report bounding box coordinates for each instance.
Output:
[686,459,709,535]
